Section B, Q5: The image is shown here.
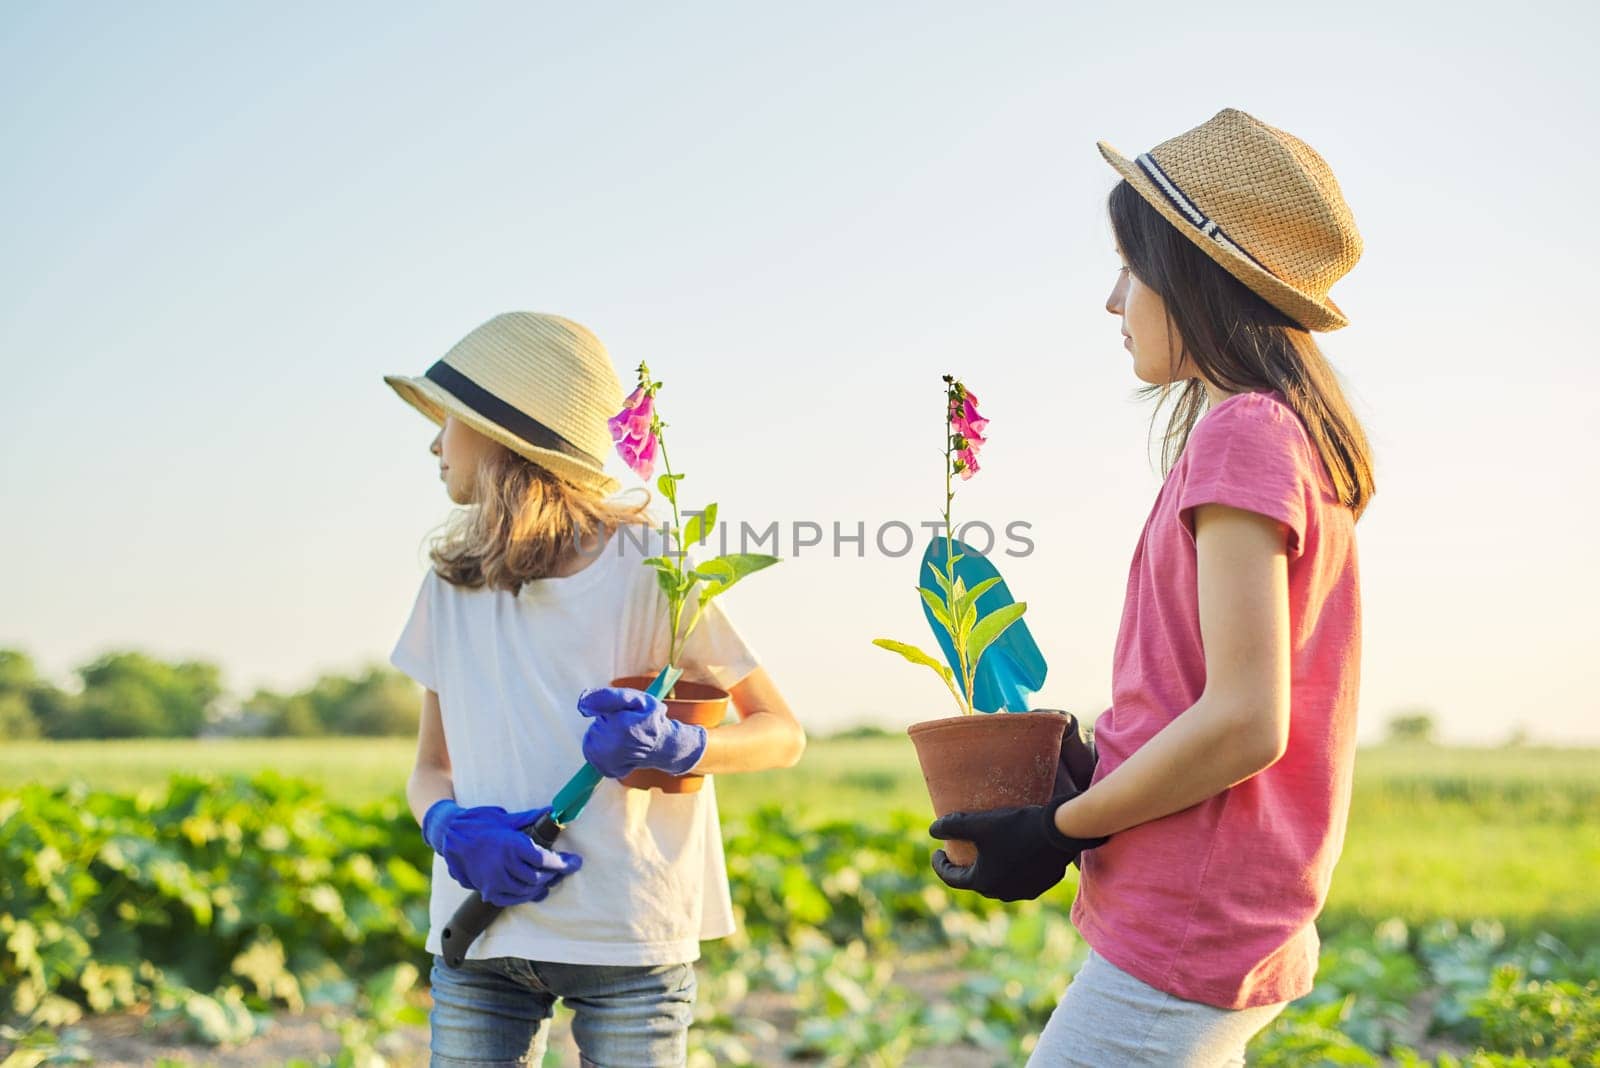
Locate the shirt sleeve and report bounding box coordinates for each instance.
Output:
[677,593,762,693]
[1176,394,1312,561]
[389,570,439,691]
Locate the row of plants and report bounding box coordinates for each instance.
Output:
[707,808,1600,1066]
[2,775,1596,1066]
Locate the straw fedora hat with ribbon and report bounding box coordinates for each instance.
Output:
[384,311,624,495]
[1097,107,1361,331]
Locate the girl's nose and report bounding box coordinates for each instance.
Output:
[1106,271,1127,316]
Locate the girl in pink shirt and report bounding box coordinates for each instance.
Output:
[930,108,1375,1065]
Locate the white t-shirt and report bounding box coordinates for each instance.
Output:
[388,519,761,966]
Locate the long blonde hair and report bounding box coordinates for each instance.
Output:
[429,445,653,594]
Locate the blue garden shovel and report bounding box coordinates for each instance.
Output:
[440,663,683,967]
[919,537,1046,712]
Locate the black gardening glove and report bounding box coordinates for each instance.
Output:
[1046,709,1099,799]
[1045,709,1100,871]
[930,792,1109,903]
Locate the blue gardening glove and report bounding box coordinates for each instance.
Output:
[577,686,708,779]
[421,801,583,907]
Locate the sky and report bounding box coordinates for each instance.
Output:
[3,1,1597,745]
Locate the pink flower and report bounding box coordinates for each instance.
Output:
[609,386,658,480]
[611,386,653,440]
[950,390,989,448]
[627,429,658,478]
[948,388,988,484]
[943,374,989,482]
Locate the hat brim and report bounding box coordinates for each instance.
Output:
[1096,140,1348,332]
[384,373,622,496]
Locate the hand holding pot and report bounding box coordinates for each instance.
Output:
[929,791,1109,902]
[577,685,708,779]
[1047,709,1099,797]
[422,801,583,907]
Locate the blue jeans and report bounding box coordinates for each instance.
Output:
[428,953,697,1067]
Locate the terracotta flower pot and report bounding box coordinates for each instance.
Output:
[609,674,729,794]
[907,710,1067,866]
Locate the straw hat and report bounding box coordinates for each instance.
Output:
[384,311,624,495]
[1097,108,1361,331]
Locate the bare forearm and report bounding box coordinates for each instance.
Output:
[1054,694,1280,839]
[686,710,806,775]
[407,765,455,828]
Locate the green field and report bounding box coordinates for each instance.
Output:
[4,736,1596,944]
[3,738,1597,1066]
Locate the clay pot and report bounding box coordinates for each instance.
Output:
[609,675,729,794]
[907,711,1067,866]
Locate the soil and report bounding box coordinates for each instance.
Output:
[5,957,1005,1067]
[2,957,1468,1066]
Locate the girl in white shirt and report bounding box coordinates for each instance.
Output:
[383,311,805,1067]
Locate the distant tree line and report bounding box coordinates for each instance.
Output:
[0,648,420,740]
[1385,708,1437,745]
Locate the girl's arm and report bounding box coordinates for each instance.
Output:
[406,687,456,826]
[682,666,806,775]
[1054,502,1293,840]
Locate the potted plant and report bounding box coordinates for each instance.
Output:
[873,375,1066,864]
[606,362,779,792]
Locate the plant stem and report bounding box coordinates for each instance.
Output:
[680,599,707,658]
[944,382,973,716]
[935,659,968,711]
[657,427,685,699]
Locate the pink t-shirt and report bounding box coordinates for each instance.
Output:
[1070,388,1362,1010]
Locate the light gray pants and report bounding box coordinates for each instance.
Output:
[1026,950,1288,1067]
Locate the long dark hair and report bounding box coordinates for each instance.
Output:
[1108,179,1375,521]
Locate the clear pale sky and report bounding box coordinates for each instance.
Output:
[3,2,1597,744]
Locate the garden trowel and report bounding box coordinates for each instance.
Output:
[919,537,1046,713]
[440,663,683,966]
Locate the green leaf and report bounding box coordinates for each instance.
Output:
[965,602,1028,669]
[953,576,1003,619]
[695,553,780,601]
[949,577,975,645]
[0,1047,49,1068]
[231,935,303,1012]
[655,473,683,503]
[918,588,953,631]
[924,560,953,598]
[780,865,830,926]
[183,990,256,1045]
[362,962,419,1025]
[871,639,955,690]
[683,503,718,547]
